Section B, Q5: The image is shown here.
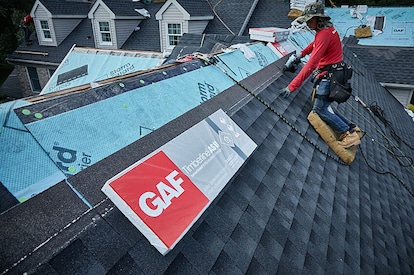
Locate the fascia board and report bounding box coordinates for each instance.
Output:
[31,0,52,18]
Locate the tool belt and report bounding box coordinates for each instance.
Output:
[312,61,353,103]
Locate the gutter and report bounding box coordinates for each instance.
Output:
[238,0,260,36]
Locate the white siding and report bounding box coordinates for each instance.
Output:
[92,5,117,49]
[34,5,56,46]
[53,19,83,46]
[159,4,185,52]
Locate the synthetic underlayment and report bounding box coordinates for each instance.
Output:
[326,6,414,47]
[2,40,296,202]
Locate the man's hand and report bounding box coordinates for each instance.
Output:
[279,87,292,98]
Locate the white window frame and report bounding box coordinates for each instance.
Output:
[98,21,112,46]
[166,23,182,49]
[39,20,52,42]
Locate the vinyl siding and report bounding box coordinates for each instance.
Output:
[34,5,56,46]
[159,4,186,52]
[387,87,413,107]
[53,19,83,46]
[188,21,209,33]
[115,19,141,48]
[92,5,117,49]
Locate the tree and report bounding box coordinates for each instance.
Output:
[0,0,35,63]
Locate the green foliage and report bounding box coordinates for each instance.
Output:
[0,0,35,64]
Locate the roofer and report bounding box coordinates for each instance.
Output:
[20,14,33,45]
[279,2,360,148]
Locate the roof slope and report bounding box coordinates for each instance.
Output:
[1,42,414,274]
[343,36,414,86]
[8,19,95,65]
[204,0,291,36]
[37,0,94,16]
[176,0,213,17]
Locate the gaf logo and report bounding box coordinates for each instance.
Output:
[392,27,405,34]
[139,170,184,217]
[109,150,209,247]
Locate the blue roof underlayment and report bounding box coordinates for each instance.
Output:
[2,42,289,203]
[40,47,166,95]
[326,6,414,46]
[0,100,66,202]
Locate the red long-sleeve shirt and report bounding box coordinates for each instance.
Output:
[288,27,343,92]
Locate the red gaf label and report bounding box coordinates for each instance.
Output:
[109,150,209,248]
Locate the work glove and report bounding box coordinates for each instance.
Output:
[279,87,292,98]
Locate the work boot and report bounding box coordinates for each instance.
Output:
[338,131,361,148]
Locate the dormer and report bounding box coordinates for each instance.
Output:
[31,0,91,47]
[88,0,148,49]
[156,0,214,53]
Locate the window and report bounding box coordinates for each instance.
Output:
[27,67,41,93]
[167,23,182,47]
[40,20,52,40]
[99,21,112,44]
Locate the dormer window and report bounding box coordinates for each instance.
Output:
[40,20,52,41]
[167,23,181,48]
[98,21,112,45]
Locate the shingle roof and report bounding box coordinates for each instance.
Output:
[8,19,95,64]
[343,36,414,86]
[176,0,213,17]
[102,0,146,17]
[122,2,165,51]
[1,42,414,274]
[9,0,293,65]
[203,0,292,36]
[38,0,94,16]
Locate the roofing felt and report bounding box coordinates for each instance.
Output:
[1,33,414,274]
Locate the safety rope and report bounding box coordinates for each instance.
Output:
[206,56,346,165]
[340,95,414,196]
[206,51,414,196]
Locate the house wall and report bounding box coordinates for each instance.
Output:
[92,5,117,49]
[159,4,187,53]
[13,65,31,97]
[53,19,83,46]
[188,21,209,33]
[115,20,141,48]
[14,65,55,98]
[34,5,56,47]
[386,87,413,108]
